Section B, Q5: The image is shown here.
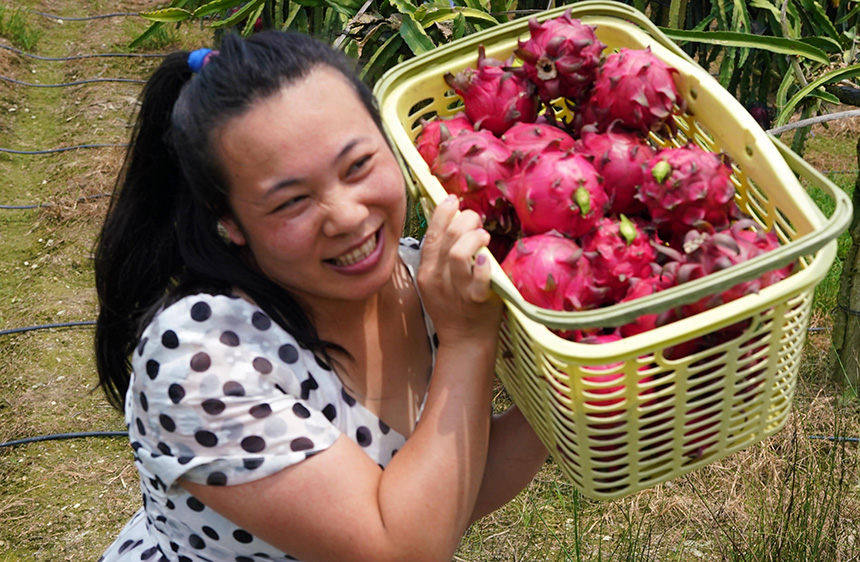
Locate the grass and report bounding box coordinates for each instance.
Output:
[0,4,41,51]
[1,1,860,561]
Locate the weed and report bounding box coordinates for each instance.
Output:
[0,4,41,51]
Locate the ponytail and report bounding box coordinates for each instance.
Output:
[94,52,192,410]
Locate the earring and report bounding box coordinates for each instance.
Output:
[217,221,232,244]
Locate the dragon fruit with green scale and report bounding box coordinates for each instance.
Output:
[444,46,540,137]
[415,114,475,167]
[500,121,576,162]
[498,150,608,240]
[617,265,679,338]
[500,231,607,313]
[431,128,519,235]
[575,124,656,216]
[580,215,658,303]
[638,144,741,245]
[513,9,605,105]
[576,47,684,135]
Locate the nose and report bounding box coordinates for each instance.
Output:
[321,185,370,238]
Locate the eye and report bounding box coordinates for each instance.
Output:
[273,194,307,213]
[347,154,372,177]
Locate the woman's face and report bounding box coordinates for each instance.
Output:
[217,67,407,312]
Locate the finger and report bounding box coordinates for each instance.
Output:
[421,195,460,263]
[466,250,495,302]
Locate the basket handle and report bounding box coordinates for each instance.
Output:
[489,135,854,330]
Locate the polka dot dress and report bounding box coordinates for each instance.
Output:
[100,239,435,562]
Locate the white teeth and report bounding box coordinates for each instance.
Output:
[332,234,377,266]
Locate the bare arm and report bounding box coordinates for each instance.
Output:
[181,198,504,562]
[470,404,549,523]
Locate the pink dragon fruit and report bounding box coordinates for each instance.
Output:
[617,265,678,338]
[500,231,606,312]
[576,47,684,135]
[513,9,605,105]
[431,128,519,235]
[580,215,658,303]
[444,46,539,136]
[575,125,656,215]
[638,144,740,245]
[415,114,475,166]
[498,150,608,240]
[651,220,794,355]
[500,121,576,162]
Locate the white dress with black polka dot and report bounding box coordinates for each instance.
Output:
[100,239,435,562]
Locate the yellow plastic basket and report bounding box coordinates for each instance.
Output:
[373,0,853,500]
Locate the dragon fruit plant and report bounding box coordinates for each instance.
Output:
[431,128,519,236]
[444,46,540,137]
[513,9,605,105]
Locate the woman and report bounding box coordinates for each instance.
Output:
[96,30,547,562]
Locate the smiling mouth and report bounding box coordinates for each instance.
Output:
[329,231,379,267]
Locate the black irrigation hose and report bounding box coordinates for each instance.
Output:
[0,193,110,210]
[0,75,146,87]
[0,431,128,450]
[0,321,96,337]
[0,42,166,60]
[28,11,138,21]
[0,143,128,155]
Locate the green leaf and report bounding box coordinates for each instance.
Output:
[748,0,781,19]
[417,7,498,27]
[775,64,860,126]
[731,0,751,32]
[139,7,193,22]
[776,68,795,109]
[836,3,860,25]
[453,12,466,39]
[326,0,364,17]
[192,0,243,19]
[807,89,841,104]
[399,11,435,54]
[359,33,401,81]
[129,21,165,49]
[211,0,265,27]
[241,1,266,34]
[798,0,840,41]
[462,0,490,14]
[799,36,843,53]
[281,2,304,29]
[292,0,325,7]
[659,28,830,64]
[390,0,418,16]
[667,0,688,28]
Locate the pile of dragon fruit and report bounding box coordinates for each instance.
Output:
[415,9,794,353]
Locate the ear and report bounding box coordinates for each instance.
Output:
[219,217,247,246]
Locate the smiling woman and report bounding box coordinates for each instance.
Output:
[93,30,548,562]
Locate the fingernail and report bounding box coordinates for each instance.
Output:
[476,253,487,266]
[444,194,458,205]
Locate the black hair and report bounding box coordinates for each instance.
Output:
[95,31,382,411]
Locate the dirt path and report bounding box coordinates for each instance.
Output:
[0,2,205,558]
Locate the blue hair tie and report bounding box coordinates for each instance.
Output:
[188,48,215,73]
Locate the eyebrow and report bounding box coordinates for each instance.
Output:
[264,138,365,198]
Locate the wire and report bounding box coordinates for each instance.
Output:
[28,11,138,21]
[0,42,166,60]
[0,321,96,337]
[808,435,860,443]
[0,193,110,210]
[0,431,127,449]
[0,143,128,155]
[0,75,146,87]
